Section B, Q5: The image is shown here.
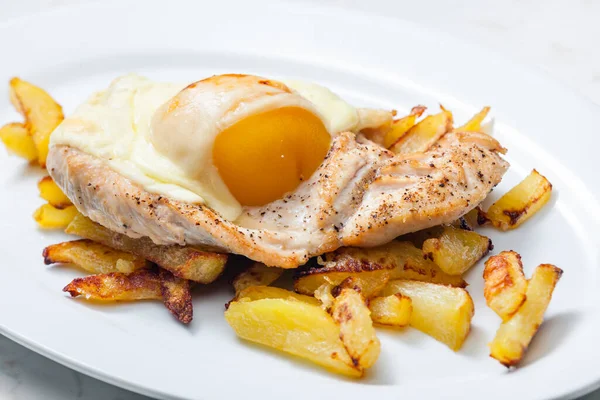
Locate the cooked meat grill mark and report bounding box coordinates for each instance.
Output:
[48,131,508,268]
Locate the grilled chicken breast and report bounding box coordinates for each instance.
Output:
[48,130,508,268]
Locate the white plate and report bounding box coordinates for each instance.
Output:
[1,1,599,399]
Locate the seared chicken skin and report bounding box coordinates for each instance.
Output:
[48,130,507,268]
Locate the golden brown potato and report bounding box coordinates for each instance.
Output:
[232,262,283,293]
[225,298,363,377]
[9,78,64,167]
[293,257,392,299]
[389,107,453,154]
[422,225,492,275]
[454,106,490,132]
[33,204,79,229]
[234,286,320,306]
[483,251,528,320]
[159,268,193,324]
[329,241,466,288]
[331,288,380,369]
[65,215,227,283]
[483,170,552,230]
[43,239,149,274]
[384,105,427,148]
[314,283,335,310]
[381,280,474,350]
[368,294,412,327]
[38,176,72,209]
[489,263,563,366]
[63,269,162,301]
[0,122,37,161]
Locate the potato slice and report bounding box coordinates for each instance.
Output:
[225,298,362,377]
[454,106,490,132]
[314,283,335,310]
[234,286,320,306]
[159,268,193,324]
[484,251,529,321]
[384,105,427,148]
[33,204,79,229]
[66,214,227,283]
[389,107,453,154]
[38,176,72,209]
[232,262,283,294]
[43,239,149,274]
[294,258,392,298]
[422,225,492,275]
[483,170,552,230]
[381,280,474,350]
[329,241,467,288]
[368,294,412,327]
[489,263,563,366]
[331,288,380,369]
[0,122,37,161]
[63,269,162,301]
[9,77,64,167]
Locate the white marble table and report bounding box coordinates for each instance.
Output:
[1,0,599,399]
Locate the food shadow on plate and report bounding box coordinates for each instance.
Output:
[519,310,583,367]
[9,162,43,182]
[457,325,490,359]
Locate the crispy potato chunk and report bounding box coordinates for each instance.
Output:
[43,239,149,274]
[232,262,283,293]
[33,204,79,229]
[331,288,380,369]
[9,78,64,167]
[384,106,427,148]
[454,106,490,132]
[63,269,162,301]
[159,268,193,324]
[483,251,528,320]
[225,298,363,377]
[314,283,335,310]
[0,122,37,161]
[368,294,412,327]
[484,170,552,230]
[489,264,563,366]
[66,215,226,283]
[382,280,474,350]
[422,225,492,275]
[389,107,453,154]
[294,258,391,298]
[329,242,466,288]
[38,176,72,209]
[234,286,320,306]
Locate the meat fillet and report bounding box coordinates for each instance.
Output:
[48,131,508,268]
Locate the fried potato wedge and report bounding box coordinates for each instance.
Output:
[314,283,335,310]
[232,262,283,294]
[483,251,528,321]
[9,77,64,167]
[489,264,563,366]
[454,106,490,132]
[0,122,37,161]
[422,225,492,275]
[384,105,427,148]
[66,215,227,283]
[331,288,380,369]
[382,280,474,350]
[368,294,412,327]
[389,107,453,154]
[225,298,363,377]
[483,170,552,230]
[159,268,193,324]
[43,239,149,274]
[33,204,79,229]
[38,176,72,209]
[329,241,466,288]
[63,269,162,301]
[234,286,320,306]
[294,258,391,298]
